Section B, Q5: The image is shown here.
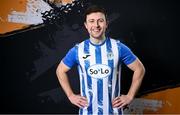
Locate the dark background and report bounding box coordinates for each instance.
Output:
[0,0,179,113]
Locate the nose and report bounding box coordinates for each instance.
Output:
[94,21,100,27]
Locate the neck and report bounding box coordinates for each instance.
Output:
[90,36,106,45]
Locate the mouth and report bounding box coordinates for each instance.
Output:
[92,28,101,33]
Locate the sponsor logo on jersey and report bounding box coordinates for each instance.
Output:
[87,64,111,79]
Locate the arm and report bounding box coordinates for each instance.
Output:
[126,58,145,100]
[112,58,145,108]
[56,61,88,108]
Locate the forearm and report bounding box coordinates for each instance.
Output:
[56,62,88,108]
[127,64,145,99]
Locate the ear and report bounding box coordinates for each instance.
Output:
[84,22,88,29]
[106,20,109,28]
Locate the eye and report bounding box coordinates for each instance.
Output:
[88,20,94,23]
[99,19,104,22]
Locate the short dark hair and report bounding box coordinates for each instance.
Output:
[84,5,107,22]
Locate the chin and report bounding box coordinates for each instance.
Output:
[92,36,102,40]
[92,35,103,39]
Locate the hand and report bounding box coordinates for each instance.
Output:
[112,95,133,109]
[68,94,88,108]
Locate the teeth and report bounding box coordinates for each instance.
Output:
[93,29,100,32]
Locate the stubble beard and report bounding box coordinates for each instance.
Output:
[90,29,105,40]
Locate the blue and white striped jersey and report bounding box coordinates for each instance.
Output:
[62,37,137,115]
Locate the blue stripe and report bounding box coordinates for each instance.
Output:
[79,108,83,115]
[95,46,103,109]
[85,60,92,90]
[115,74,119,97]
[95,46,102,64]
[98,107,103,115]
[82,74,86,97]
[77,45,86,98]
[77,65,86,97]
[106,38,114,114]
[118,108,123,114]
[84,40,90,54]
[84,40,92,90]
[84,40,93,114]
[88,91,93,114]
[97,79,103,106]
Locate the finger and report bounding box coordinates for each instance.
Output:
[79,99,88,106]
[113,100,123,108]
[112,100,117,106]
[112,100,121,107]
[79,102,87,108]
[113,97,120,102]
[75,102,84,108]
[112,97,120,105]
[112,98,122,106]
[75,99,85,108]
[76,95,87,101]
[77,100,88,108]
[118,102,128,109]
[80,96,88,101]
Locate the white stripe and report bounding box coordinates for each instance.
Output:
[89,43,98,114]
[110,39,120,100]
[89,43,96,65]
[118,65,122,96]
[78,42,88,114]
[78,66,83,95]
[101,42,109,114]
[101,41,108,66]
[113,108,119,114]
[103,77,109,114]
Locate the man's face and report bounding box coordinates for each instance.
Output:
[84,12,108,40]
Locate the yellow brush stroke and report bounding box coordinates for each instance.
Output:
[142,86,180,114]
[0,0,73,34]
[0,0,28,34]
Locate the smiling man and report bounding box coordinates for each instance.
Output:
[56,5,145,114]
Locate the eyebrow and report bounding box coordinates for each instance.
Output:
[87,18,104,21]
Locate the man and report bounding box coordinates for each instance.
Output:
[56,5,145,114]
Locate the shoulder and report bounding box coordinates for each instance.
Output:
[109,37,121,43]
[108,37,122,46]
[109,38,132,52]
[76,39,89,47]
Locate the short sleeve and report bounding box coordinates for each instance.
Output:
[119,43,137,65]
[62,45,78,68]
